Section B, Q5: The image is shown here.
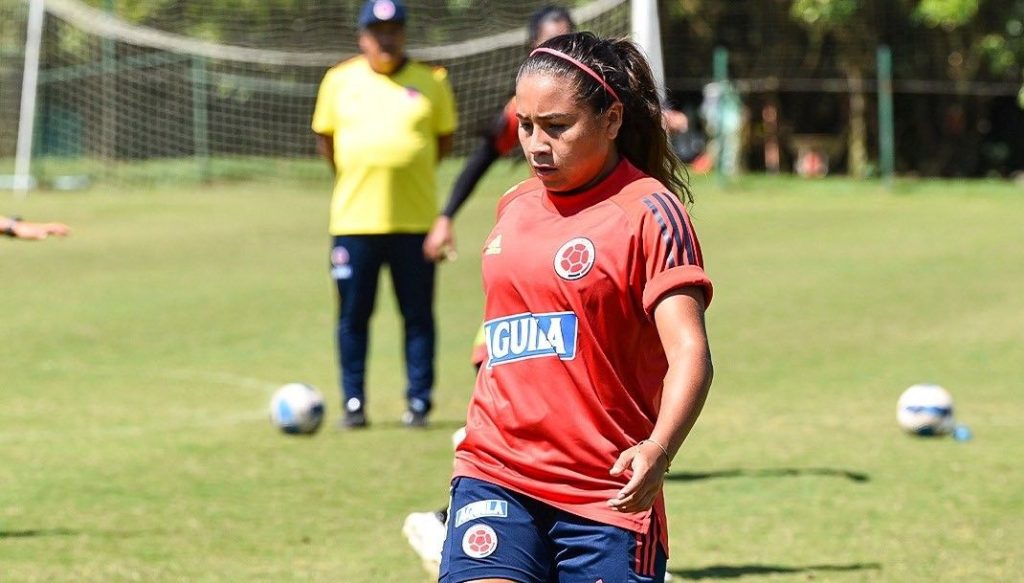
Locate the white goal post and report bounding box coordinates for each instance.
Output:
[7,0,665,191]
[12,0,44,197]
[631,0,666,101]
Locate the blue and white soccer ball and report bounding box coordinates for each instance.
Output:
[270,383,325,435]
[897,383,955,436]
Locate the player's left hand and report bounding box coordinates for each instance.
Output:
[607,441,668,513]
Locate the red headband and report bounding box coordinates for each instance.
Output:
[530,47,621,103]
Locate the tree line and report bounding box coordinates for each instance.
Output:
[660,0,1024,177]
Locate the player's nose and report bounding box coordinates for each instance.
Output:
[525,130,551,157]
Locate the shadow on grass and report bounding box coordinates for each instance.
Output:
[666,468,869,483]
[670,562,881,580]
[359,418,467,432]
[0,528,79,539]
[0,527,159,539]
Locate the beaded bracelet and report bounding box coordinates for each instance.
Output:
[638,438,671,472]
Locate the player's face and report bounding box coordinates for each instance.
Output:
[359,22,407,74]
[533,19,573,48]
[516,72,623,193]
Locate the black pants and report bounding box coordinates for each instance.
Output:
[331,234,435,414]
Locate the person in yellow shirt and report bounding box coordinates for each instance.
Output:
[312,0,457,429]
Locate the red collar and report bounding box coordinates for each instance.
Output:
[542,158,646,216]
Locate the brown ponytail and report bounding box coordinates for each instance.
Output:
[519,32,692,204]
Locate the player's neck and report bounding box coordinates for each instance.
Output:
[554,153,621,197]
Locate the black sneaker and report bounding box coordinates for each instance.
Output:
[336,409,368,430]
[401,409,428,428]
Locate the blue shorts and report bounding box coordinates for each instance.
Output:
[439,477,666,583]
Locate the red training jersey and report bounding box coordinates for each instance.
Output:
[453,158,713,554]
[491,97,520,157]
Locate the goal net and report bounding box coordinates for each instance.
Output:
[2,0,631,185]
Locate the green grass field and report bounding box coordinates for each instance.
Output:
[2,164,1022,582]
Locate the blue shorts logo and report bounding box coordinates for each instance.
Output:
[485,311,578,368]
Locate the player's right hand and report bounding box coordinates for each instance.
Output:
[423,216,456,262]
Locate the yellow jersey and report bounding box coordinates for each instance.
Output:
[312,56,457,235]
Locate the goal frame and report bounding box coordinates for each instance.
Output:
[9,0,665,195]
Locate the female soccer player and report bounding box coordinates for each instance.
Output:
[440,32,714,583]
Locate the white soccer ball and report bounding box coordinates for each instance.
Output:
[269,383,325,435]
[897,383,955,436]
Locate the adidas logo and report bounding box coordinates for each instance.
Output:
[485,234,502,255]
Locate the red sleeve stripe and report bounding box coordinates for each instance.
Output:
[632,509,660,577]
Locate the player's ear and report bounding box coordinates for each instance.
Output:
[604,102,623,141]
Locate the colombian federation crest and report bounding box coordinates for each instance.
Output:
[462,524,498,559]
[554,237,595,281]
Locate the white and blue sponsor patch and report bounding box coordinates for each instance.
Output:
[454,499,509,528]
[484,311,578,368]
